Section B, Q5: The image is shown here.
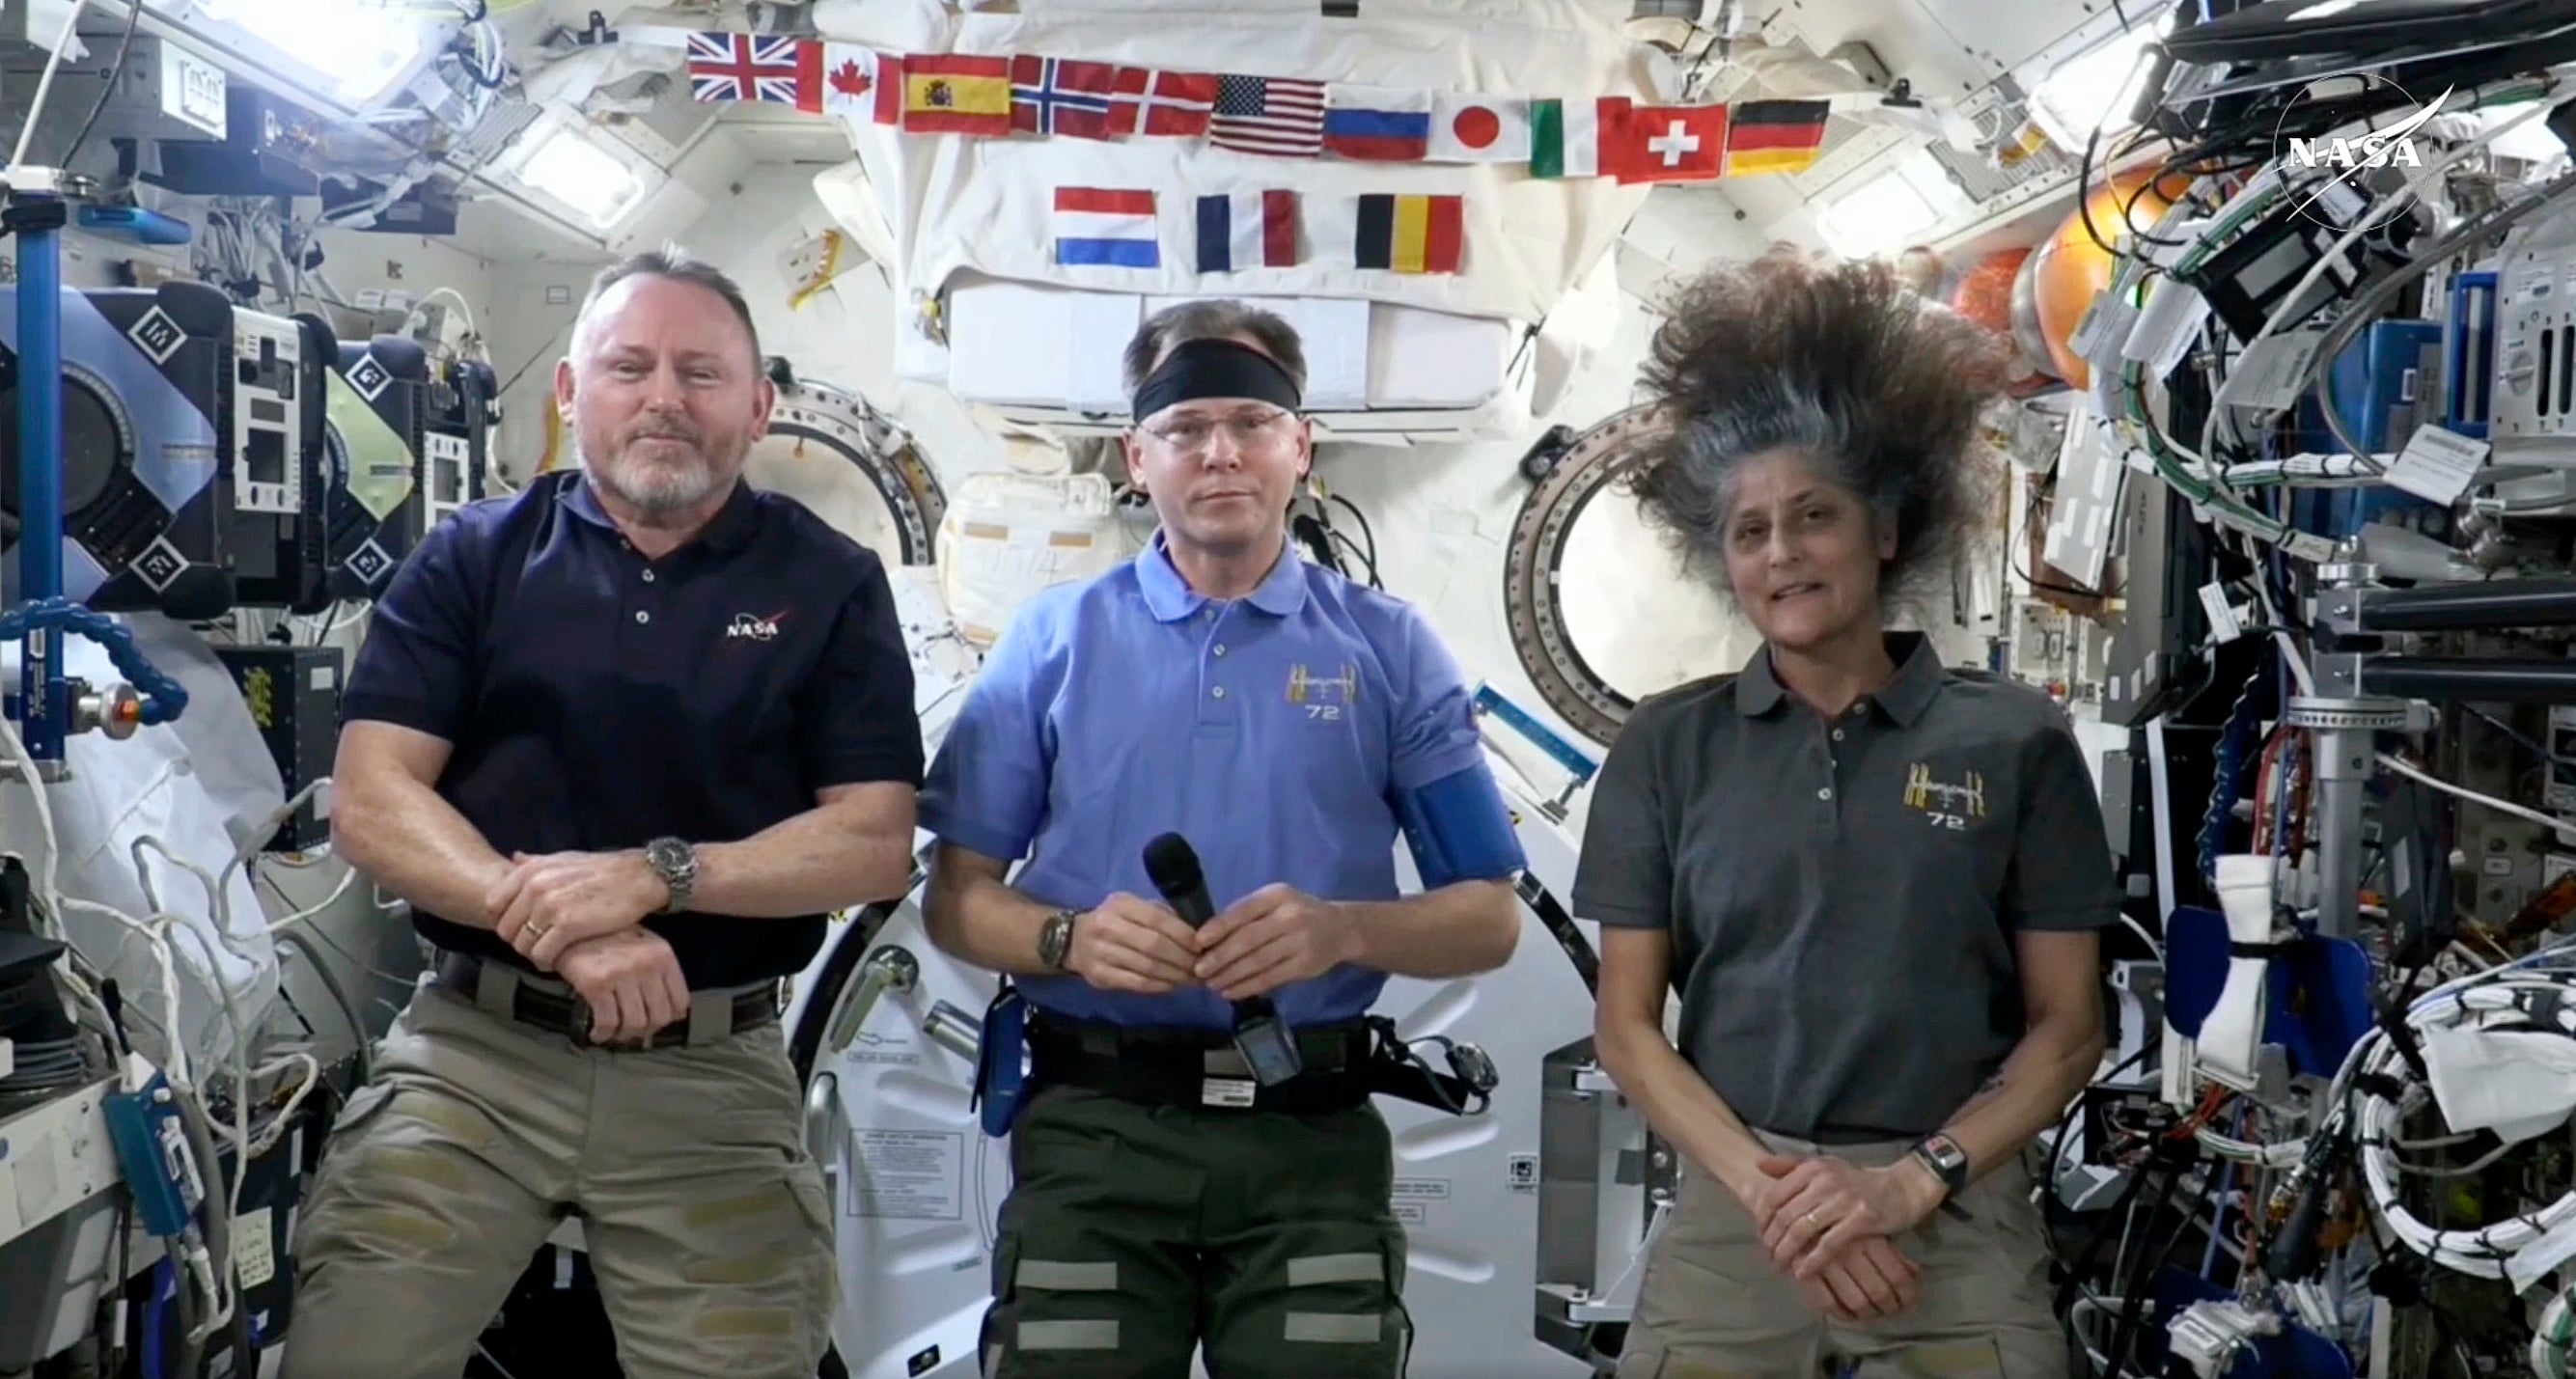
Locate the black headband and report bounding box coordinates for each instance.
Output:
[1131,337,1302,424]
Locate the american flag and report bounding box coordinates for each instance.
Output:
[1210,74,1325,157]
[688,33,807,105]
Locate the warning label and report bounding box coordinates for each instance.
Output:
[1507,1153,1540,1194]
[1393,1201,1427,1226]
[849,1130,964,1221]
[1392,1178,1451,1201]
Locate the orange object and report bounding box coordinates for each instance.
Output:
[2030,167,2191,389]
[1950,247,2026,338]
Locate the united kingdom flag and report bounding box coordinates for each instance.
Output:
[688,32,811,106]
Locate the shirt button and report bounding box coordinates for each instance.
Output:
[1212,686,1227,700]
[1214,644,1228,657]
[634,610,650,625]
[641,569,656,584]
[1831,729,1844,742]
[1817,786,1833,801]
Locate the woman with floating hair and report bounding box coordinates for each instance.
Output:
[1572,253,2114,1378]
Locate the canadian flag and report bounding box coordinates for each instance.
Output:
[821,43,900,125]
[1427,94,1533,163]
[1107,68,1218,138]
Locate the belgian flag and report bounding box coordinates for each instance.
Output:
[1725,99,1829,176]
[1354,194,1463,274]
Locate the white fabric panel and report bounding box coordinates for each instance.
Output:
[814,1,1660,331]
[1,633,278,1074]
[947,280,1511,416]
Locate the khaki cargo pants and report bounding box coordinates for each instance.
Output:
[982,1084,1411,1378]
[1615,1134,2064,1379]
[282,976,835,1379]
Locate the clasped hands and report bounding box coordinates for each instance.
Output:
[487,849,682,1045]
[1741,1151,1951,1324]
[1067,884,1359,999]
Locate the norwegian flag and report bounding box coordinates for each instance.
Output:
[1210,74,1326,157]
[1011,56,1120,139]
[1107,68,1217,138]
[688,32,814,107]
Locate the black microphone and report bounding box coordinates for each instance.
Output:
[1142,832,1304,1088]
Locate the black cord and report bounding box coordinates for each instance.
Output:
[61,0,146,170]
[1327,491,1378,570]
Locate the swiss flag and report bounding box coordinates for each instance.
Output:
[1610,103,1728,183]
[1108,68,1218,138]
[821,42,900,125]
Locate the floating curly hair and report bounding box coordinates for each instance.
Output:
[1622,251,2008,611]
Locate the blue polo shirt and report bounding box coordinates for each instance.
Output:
[921,535,1522,1030]
[341,470,925,988]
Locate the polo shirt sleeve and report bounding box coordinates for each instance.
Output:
[1570,702,1673,930]
[799,554,926,791]
[2003,714,2122,932]
[1387,607,1487,792]
[341,515,481,741]
[919,601,1058,864]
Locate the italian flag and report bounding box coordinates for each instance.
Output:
[1531,97,1626,179]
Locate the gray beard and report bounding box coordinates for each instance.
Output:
[583,444,722,521]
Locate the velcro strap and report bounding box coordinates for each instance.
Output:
[1028,1018,1372,1114]
[2229,940,2297,958]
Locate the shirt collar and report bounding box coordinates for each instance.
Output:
[561,470,762,555]
[1136,531,1310,622]
[1733,631,1942,725]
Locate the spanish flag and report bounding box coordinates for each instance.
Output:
[1724,99,1829,176]
[901,53,1011,136]
[1354,193,1462,274]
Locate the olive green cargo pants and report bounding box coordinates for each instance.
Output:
[981,1083,1412,1378]
[282,977,835,1379]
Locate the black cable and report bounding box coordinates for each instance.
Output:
[60,0,146,170]
[1327,492,1378,571]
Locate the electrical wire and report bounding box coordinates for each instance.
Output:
[59,0,144,171]
[9,0,93,170]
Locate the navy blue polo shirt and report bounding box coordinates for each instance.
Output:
[341,469,925,988]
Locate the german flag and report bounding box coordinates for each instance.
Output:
[1354,193,1462,274]
[1725,99,1829,176]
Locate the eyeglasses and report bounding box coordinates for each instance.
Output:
[1139,408,1298,454]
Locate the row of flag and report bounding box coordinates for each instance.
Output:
[1055,187,1466,275]
[684,33,1831,183]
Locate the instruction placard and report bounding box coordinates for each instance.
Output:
[849,1130,965,1222]
[2385,425,2489,506]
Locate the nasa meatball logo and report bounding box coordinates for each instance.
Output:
[726,610,786,643]
[2271,72,2448,232]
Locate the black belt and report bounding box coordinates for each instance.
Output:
[432,951,783,1051]
[1027,1012,1495,1117]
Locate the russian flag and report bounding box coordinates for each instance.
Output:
[1052,187,1160,269]
[1196,191,1298,272]
[1322,84,1430,161]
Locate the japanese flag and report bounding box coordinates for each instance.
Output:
[1428,95,1533,163]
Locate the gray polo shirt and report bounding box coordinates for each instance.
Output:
[1571,632,2117,1144]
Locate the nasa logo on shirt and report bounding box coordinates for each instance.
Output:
[726,610,787,643]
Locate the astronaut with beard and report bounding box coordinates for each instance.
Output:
[284,247,924,1379]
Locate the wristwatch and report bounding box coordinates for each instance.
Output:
[642,837,698,914]
[1908,1131,1974,1221]
[1037,909,1080,973]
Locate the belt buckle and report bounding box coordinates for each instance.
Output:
[567,996,596,1049]
[774,977,792,1019]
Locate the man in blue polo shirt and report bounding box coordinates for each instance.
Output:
[284,248,921,1379]
[921,299,1526,1378]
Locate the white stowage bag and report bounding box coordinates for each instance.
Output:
[934,470,1138,647]
[0,628,277,1078]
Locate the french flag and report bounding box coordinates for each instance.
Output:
[1053,187,1160,269]
[1196,191,1298,272]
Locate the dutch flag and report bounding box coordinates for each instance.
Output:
[1196,191,1299,272]
[1053,187,1161,269]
